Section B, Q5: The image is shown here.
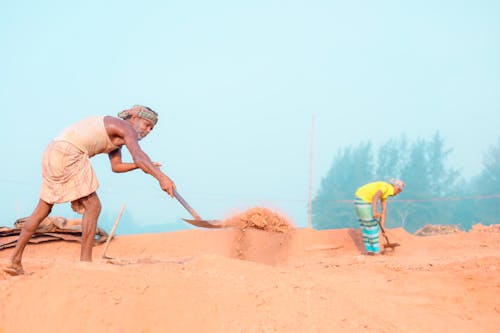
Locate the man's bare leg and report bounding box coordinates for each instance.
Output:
[4,199,53,275]
[78,192,101,262]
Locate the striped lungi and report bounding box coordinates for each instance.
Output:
[39,141,99,204]
[353,199,380,254]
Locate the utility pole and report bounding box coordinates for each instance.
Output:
[308,113,315,228]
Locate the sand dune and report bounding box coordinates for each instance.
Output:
[1,224,499,333]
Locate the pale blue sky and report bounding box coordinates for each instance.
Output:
[1,0,499,231]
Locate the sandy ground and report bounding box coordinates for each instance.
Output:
[1,219,499,333]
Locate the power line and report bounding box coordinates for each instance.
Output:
[316,194,500,203]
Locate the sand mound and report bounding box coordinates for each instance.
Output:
[1,225,500,332]
[222,207,294,265]
[414,224,464,236]
[224,206,293,233]
[470,223,500,233]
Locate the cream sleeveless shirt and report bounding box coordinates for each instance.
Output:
[54,116,119,157]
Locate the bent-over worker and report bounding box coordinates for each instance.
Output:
[3,105,175,275]
[353,179,405,255]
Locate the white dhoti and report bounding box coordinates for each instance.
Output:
[39,141,99,204]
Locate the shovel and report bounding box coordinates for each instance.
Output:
[173,189,226,229]
[376,219,400,249]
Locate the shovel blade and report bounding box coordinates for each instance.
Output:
[383,242,401,249]
[182,218,226,229]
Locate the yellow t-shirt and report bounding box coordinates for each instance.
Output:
[355,181,395,203]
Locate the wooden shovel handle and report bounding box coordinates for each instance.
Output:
[173,189,202,220]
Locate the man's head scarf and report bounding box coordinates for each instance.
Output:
[117,105,158,126]
[390,179,406,191]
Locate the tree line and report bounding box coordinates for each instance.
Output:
[312,133,500,233]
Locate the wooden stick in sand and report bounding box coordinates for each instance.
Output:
[102,203,126,259]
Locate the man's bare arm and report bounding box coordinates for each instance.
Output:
[108,148,162,173]
[372,190,383,219]
[104,117,175,196]
[108,148,139,173]
[380,200,388,228]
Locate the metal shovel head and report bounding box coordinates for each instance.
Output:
[182,218,226,229]
[383,242,401,249]
[380,225,400,250]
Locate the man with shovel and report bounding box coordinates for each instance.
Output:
[3,105,175,275]
[354,179,405,255]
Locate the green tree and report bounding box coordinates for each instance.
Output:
[375,136,410,229]
[376,135,409,180]
[314,132,461,232]
[313,142,373,229]
[450,178,478,230]
[469,136,500,225]
[397,133,459,232]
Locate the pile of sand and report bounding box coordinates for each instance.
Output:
[222,207,294,264]
[1,222,500,332]
[223,206,293,233]
[414,224,463,236]
[470,223,500,233]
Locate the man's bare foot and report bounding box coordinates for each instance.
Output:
[3,264,25,276]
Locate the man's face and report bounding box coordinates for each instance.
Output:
[132,117,155,140]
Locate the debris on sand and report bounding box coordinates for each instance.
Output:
[414,224,463,237]
[223,206,293,233]
[1,216,108,250]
